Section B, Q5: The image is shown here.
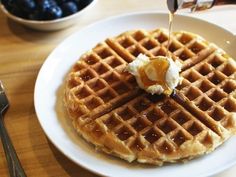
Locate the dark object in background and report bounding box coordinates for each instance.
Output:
[79,0,93,7]
[16,0,36,13]
[1,0,94,20]
[29,9,42,20]
[77,0,93,10]
[2,0,28,18]
[56,0,67,5]
[10,5,28,18]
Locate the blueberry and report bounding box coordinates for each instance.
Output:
[43,5,62,20]
[61,1,78,16]
[16,0,36,13]
[71,0,80,6]
[37,0,57,12]
[34,0,64,20]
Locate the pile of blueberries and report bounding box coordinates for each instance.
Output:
[1,0,93,20]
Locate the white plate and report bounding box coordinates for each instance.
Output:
[34,12,236,177]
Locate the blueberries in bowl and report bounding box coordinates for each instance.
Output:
[1,0,94,20]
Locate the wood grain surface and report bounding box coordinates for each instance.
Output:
[0,0,236,176]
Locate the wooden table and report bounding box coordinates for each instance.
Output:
[0,0,236,176]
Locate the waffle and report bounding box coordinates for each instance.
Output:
[64,29,236,165]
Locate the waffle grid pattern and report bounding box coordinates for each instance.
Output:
[64,29,236,165]
[66,42,139,122]
[98,94,216,156]
[106,30,217,70]
[179,51,236,135]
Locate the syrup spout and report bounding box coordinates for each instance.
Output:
[167,0,178,13]
[167,0,215,12]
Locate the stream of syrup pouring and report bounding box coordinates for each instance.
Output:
[166,11,182,99]
[167,12,175,58]
[168,11,179,97]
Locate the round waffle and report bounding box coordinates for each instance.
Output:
[64,29,236,165]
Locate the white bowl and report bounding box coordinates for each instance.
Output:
[0,0,97,31]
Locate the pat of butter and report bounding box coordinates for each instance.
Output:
[126,54,182,95]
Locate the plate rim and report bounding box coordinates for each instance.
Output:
[34,11,236,177]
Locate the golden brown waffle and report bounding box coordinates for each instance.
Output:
[64,29,236,165]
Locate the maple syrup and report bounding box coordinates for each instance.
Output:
[167,12,175,58]
[138,58,170,91]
